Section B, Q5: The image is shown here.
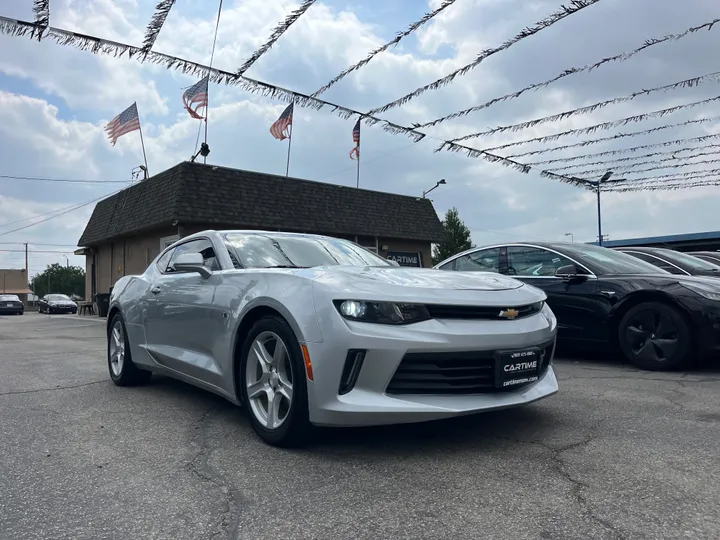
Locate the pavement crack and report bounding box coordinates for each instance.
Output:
[0,379,106,396]
[495,419,627,539]
[187,407,242,540]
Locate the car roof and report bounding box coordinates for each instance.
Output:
[183,230,336,242]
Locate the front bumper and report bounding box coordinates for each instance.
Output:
[304,312,558,427]
[47,305,77,313]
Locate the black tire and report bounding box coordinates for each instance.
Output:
[239,315,311,447]
[107,313,152,386]
[617,301,693,371]
[18,312,23,316]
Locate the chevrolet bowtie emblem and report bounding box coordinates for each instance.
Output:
[499,308,519,320]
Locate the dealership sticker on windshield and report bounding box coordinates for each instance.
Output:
[496,349,540,388]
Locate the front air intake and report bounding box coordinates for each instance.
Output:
[338,349,366,395]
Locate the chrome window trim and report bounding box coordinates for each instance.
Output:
[617,250,689,276]
[437,243,598,279]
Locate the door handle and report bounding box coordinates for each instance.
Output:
[150,286,162,295]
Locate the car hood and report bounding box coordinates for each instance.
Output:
[314,266,524,291]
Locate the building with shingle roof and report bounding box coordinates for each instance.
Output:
[76,161,444,299]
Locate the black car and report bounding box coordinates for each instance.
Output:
[435,241,720,371]
[39,294,78,314]
[688,251,720,266]
[0,294,24,315]
[614,246,720,277]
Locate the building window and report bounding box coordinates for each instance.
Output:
[160,235,179,250]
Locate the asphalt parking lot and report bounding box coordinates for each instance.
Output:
[1,313,719,540]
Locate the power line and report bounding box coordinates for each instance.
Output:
[0,189,124,238]
[0,174,130,184]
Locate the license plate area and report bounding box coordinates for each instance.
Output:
[6,303,12,307]
[495,348,540,388]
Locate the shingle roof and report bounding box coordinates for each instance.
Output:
[78,161,444,246]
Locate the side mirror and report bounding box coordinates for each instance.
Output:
[555,264,578,277]
[172,252,212,279]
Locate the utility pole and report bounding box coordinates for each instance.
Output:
[24,243,28,275]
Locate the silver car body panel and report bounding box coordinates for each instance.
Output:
[109,230,558,427]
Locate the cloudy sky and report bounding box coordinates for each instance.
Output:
[1,0,719,278]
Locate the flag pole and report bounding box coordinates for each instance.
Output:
[285,124,293,177]
[136,103,150,178]
[356,148,360,188]
[203,77,209,164]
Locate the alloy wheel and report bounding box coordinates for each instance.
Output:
[109,321,125,377]
[245,330,294,430]
[624,308,679,364]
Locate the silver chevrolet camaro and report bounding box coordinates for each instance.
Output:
[106,230,559,447]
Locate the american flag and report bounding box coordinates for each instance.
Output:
[104,103,140,146]
[270,102,293,140]
[183,76,209,120]
[349,117,361,160]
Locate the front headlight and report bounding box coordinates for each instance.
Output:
[334,300,431,325]
[681,281,720,301]
[541,302,557,331]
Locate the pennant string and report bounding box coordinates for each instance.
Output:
[142,0,176,53]
[544,146,720,171]
[367,0,604,116]
[477,111,720,153]
[0,15,532,175]
[418,17,720,129]
[449,71,720,143]
[237,0,317,75]
[312,0,459,97]
[31,0,49,39]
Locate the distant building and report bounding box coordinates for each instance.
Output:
[76,161,445,300]
[591,231,720,252]
[0,268,32,303]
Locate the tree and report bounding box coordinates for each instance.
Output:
[31,263,86,299]
[432,207,473,265]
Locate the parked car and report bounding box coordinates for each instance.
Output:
[107,230,559,447]
[688,251,720,266]
[614,246,720,277]
[39,294,78,314]
[0,294,24,315]
[435,241,720,371]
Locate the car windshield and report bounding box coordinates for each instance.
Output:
[656,249,720,272]
[0,294,20,301]
[223,233,393,269]
[560,243,670,275]
[47,294,71,301]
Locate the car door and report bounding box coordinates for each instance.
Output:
[502,246,604,342]
[143,237,227,387]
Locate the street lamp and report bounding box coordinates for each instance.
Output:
[564,232,574,243]
[422,178,446,198]
[63,255,69,268]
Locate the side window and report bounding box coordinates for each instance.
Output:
[156,248,175,273]
[168,239,222,273]
[626,252,682,274]
[506,246,575,277]
[225,243,242,269]
[437,259,456,271]
[454,248,500,272]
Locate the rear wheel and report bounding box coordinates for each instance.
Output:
[618,301,693,371]
[108,313,152,386]
[239,316,311,447]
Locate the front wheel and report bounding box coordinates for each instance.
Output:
[108,313,152,386]
[618,301,693,371]
[239,316,311,447]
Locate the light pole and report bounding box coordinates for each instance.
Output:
[422,178,446,198]
[591,170,614,247]
[63,255,69,268]
[564,232,574,243]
